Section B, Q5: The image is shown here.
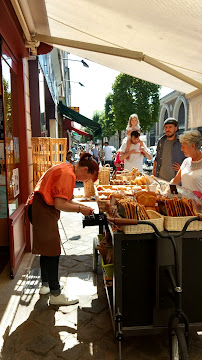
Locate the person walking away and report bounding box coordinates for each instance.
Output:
[71,146,76,160]
[29,153,99,306]
[103,142,113,166]
[119,131,151,171]
[92,143,99,163]
[114,150,124,171]
[66,150,73,163]
[170,130,202,199]
[153,118,186,181]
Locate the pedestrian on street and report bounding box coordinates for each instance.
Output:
[30,152,99,306]
[152,118,186,181]
[92,143,99,163]
[66,150,73,163]
[102,141,113,166]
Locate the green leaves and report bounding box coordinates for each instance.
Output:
[92,74,160,144]
[112,74,160,133]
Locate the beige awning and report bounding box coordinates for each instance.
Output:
[11,0,202,93]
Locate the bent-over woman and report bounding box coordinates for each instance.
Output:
[31,152,99,305]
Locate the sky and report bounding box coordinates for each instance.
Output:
[68,53,173,120]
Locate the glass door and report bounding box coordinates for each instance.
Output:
[0,38,25,277]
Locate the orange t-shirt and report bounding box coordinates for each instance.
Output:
[34,163,76,206]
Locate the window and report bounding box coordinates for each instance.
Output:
[2,53,21,215]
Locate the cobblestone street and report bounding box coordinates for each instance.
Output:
[1,196,202,360]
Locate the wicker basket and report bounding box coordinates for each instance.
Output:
[84,179,95,198]
[120,210,164,234]
[164,214,202,232]
[32,137,67,187]
[98,164,111,185]
[97,199,110,212]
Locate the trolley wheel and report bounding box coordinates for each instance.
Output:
[169,327,189,360]
[93,237,99,273]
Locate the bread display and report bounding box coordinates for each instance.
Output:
[131,175,149,186]
[165,197,198,217]
[136,191,157,207]
[117,198,150,220]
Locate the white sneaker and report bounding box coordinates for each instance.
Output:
[39,285,50,295]
[39,284,64,295]
[49,293,79,306]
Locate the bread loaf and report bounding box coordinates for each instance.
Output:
[136,191,157,207]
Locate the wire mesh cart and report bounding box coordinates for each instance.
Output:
[83,213,202,360]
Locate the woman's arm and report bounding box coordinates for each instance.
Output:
[170,169,182,185]
[54,197,94,216]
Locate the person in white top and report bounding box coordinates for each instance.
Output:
[170,130,202,199]
[121,114,141,157]
[103,142,113,166]
[119,130,151,171]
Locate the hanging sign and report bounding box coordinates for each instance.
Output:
[13,168,19,198]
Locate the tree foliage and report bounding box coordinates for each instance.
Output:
[96,94,116,140]
[112,74,160,133]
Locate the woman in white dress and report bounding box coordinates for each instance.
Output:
[170,130,202,199]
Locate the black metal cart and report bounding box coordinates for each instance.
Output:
[83,213,202,360]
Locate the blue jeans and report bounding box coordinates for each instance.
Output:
[40,255,61,295]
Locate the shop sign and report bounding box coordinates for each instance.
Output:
[12,168,19,198]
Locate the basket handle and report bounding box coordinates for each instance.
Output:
[104,164,111,168]
[107,216,138,225]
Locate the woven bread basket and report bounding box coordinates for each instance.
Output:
[84,179,95,198]
[98,164,111,185]
[120,210,164,234]
[164,214,202,232]
[97,199,110,212]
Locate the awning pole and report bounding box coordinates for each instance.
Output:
[143,55,202,90]
[34,34,202,90]
[34,34,144,61]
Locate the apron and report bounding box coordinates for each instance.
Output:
[32,193,61,256]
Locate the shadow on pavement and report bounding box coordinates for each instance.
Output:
[2,252,202,360]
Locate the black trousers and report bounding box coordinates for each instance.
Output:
[104,160,113,167]
[40,255,60,294]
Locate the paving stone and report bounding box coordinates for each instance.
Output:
[77,308,93,327]
[54,311,77,329]
[92,309,113,332]
[77,322,106,343]
[26,334,58,355]
[55,340,88,360]
[33,309,55,326]
[71,263,91,272]
[14,350,40,360]
[60,258,80,268]
[14,321,46,351]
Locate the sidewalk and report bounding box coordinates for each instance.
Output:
[0,188,202,359]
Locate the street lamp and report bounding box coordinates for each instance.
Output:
[63,58,89,68]
[66,80,85,87]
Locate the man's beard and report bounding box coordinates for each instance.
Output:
[166,132,175,138]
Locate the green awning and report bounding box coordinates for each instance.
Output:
[58,101,101,136]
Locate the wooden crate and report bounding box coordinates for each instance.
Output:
[32,137,67,187]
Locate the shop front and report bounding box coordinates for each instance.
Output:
[0,0,31,278]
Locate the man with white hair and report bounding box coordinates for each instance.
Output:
[153,118,186,181]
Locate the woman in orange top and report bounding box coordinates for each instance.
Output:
[31,152,99,306]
